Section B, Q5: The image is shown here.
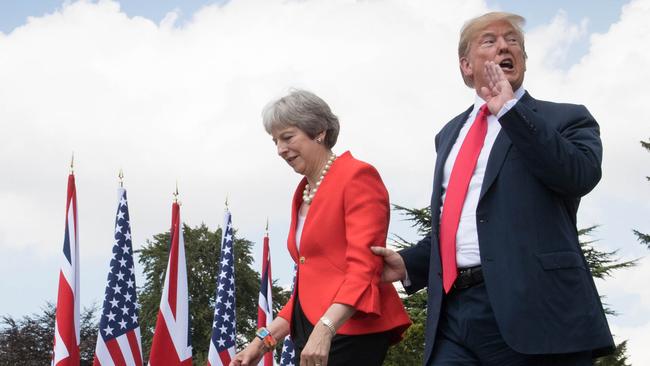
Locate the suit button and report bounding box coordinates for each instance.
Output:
[299,256,305,264]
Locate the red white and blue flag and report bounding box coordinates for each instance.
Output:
[279,266,297,366]
[148,201,192,365]
[207,210,237,366]
[257,232,273,366]
[52,173,80,365]
[93,187,143,366]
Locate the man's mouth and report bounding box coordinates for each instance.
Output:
[499,59,514,71]
[286,156,297,164]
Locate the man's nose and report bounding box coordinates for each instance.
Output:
[496,36,508,51]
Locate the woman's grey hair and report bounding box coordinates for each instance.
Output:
[262,89,340,149]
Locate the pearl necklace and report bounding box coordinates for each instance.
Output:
[302,153,337,205]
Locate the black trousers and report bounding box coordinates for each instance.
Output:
[430,282,593,366]
[291,297,391,366]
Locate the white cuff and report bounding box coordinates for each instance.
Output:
[497,98,518,119]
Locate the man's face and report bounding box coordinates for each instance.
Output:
[460,20,526,92]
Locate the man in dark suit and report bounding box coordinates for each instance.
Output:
[372,11,614,365]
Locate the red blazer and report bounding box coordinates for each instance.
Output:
[277,151,410,340]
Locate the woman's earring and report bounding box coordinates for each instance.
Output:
[316,138,323,144]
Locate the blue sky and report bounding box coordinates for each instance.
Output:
[0,0,628,69]
[1,0,648,363]
[0,0,631,89]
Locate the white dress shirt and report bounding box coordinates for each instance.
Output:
[439,87,525,268]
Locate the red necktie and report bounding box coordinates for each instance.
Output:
[439,104,489,293]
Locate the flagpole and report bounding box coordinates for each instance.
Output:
[118,169,124,188]
[70,152,74,174]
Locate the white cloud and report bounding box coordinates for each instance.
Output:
[0,0,649,361]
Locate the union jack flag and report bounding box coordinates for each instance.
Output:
[52,173,80,365]
[257,232,273,366]
[207,210,236,366]
[279,266,297,366]
[93,187,143,366]
[148,200,192,365]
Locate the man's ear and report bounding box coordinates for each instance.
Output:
[460,57,473,78]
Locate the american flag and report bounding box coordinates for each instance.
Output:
[257,232,273,366]
[148,201,192,365]
[207,210,237,366]
[52,173,80,365]
[279,266,297,366]
[93,187,143,366]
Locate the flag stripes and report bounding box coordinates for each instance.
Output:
[52,173,80,366]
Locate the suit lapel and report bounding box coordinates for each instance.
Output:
[478,92,536,202]
[430,106,473,232]
[287,178,307,262]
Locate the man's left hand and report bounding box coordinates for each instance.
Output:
[479,61,514,115]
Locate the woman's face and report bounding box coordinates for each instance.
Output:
[271,126,323,176]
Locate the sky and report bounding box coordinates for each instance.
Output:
[1,0,649,363]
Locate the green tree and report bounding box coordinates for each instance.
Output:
[137,223,290,364]
[0,302,98,365]
[634,139,650,249]
[383,205,635,366]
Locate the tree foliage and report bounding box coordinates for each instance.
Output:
[0,302,98,365]
[384,204,635,366]
[635,138,650,249]
[136,223,290,364]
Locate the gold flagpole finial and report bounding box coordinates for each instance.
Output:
[70,152,75,174]
[225,195,229,210]
[173,181,179,203]
[265,217,269,235]
[118,169,124,188]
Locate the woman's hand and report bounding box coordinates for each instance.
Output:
[229,338,265,366]
[300,323,334,366]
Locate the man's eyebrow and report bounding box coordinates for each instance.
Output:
[478,31,496,39]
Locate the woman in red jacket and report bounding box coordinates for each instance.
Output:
[231,89,410,366]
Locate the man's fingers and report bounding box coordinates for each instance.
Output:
[370,246,392,257]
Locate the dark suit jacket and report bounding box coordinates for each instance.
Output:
[400,92,614,363]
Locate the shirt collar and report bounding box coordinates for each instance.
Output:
[471,86,526,116]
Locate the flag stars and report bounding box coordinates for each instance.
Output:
[118,258,127,267]
[117,210,125,220]
[124,293,133,303]
[103,325,114,336]
[118,319,128,329]
[116,271,125,281]
[120,305,130,315]
[121,244,130,254]
[109,297,120,308]
[115,224,123,234]
[112,284,122,294]
[125,278,134,288]
[119,197,127,207]
[106,311,116,322]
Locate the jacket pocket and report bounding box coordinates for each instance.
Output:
[536,251,585,270]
